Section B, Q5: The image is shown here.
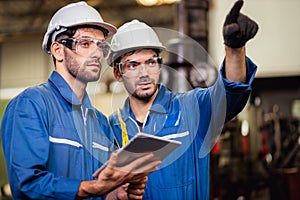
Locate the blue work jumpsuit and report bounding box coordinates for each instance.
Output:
[109,58,257,200]
[1,71,113,199]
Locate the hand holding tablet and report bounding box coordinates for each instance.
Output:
[93,132,181,177]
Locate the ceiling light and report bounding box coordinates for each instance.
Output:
[136,0,178,6]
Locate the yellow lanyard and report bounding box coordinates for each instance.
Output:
[117,109,129,147]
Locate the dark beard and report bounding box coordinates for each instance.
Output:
[131,84,158,102]
[64,49,101,83]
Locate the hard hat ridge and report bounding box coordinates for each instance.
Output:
[108,19,165,66]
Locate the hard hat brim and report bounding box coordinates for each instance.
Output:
[72,21,117,37]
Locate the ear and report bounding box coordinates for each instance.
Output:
[113,66,123,82]
[50,42,64,62]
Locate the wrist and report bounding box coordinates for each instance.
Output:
[224,46,247,83]
[225,45,245,53]
[76,180,103,199]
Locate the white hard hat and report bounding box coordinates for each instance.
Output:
[108,19,165,66]
[42,1,116,54]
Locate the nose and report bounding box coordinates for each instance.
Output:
[89,46,104,60]
[137,64,148,76]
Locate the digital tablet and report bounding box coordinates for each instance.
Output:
[93,132,181,177]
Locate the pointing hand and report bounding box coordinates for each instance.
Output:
[223,0,259,48]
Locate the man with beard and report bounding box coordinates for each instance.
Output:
[108,0,258,199]
[1,2,161,200]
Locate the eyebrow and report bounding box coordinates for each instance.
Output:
[124,59,139,64]
[123,55,157,63]
[76,36,105,41]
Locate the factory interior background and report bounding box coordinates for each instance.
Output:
[0,0,299,199]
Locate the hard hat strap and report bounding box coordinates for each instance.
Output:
[51,27,67,45]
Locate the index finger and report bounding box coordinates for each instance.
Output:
[227,0,244,23]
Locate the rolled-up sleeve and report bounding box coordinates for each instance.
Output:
[220,57,257,121]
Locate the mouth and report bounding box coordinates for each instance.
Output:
[136,80,153,90]
[88,63,101,71]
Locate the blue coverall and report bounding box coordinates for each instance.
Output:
[1,71,113,199]
[109,58,257,200]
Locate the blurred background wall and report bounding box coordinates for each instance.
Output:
[0,0,299,199]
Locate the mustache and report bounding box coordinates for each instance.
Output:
[135,77,155,85]
[85,58,101,65]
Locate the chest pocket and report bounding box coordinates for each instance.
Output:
[148,111,185,136]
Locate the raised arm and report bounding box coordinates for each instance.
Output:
[223,0,258,83]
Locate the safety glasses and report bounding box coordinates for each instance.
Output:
[117,56,162,77]
[58,37,111,58]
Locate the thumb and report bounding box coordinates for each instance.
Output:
[108,152,118,168]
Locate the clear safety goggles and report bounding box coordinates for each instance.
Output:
[117,56,162,78]
[58,37,111,58]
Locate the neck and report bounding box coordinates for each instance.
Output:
[129,89,158,123]
[56,69,87,102]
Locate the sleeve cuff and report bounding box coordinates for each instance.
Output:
[54,178,82,199]
[220,56,257,91]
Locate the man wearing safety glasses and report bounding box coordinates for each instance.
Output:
[108,0,258,199]
[1,2,161,200]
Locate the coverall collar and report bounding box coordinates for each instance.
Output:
[48,71,97,114]
[120,84,171,121]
